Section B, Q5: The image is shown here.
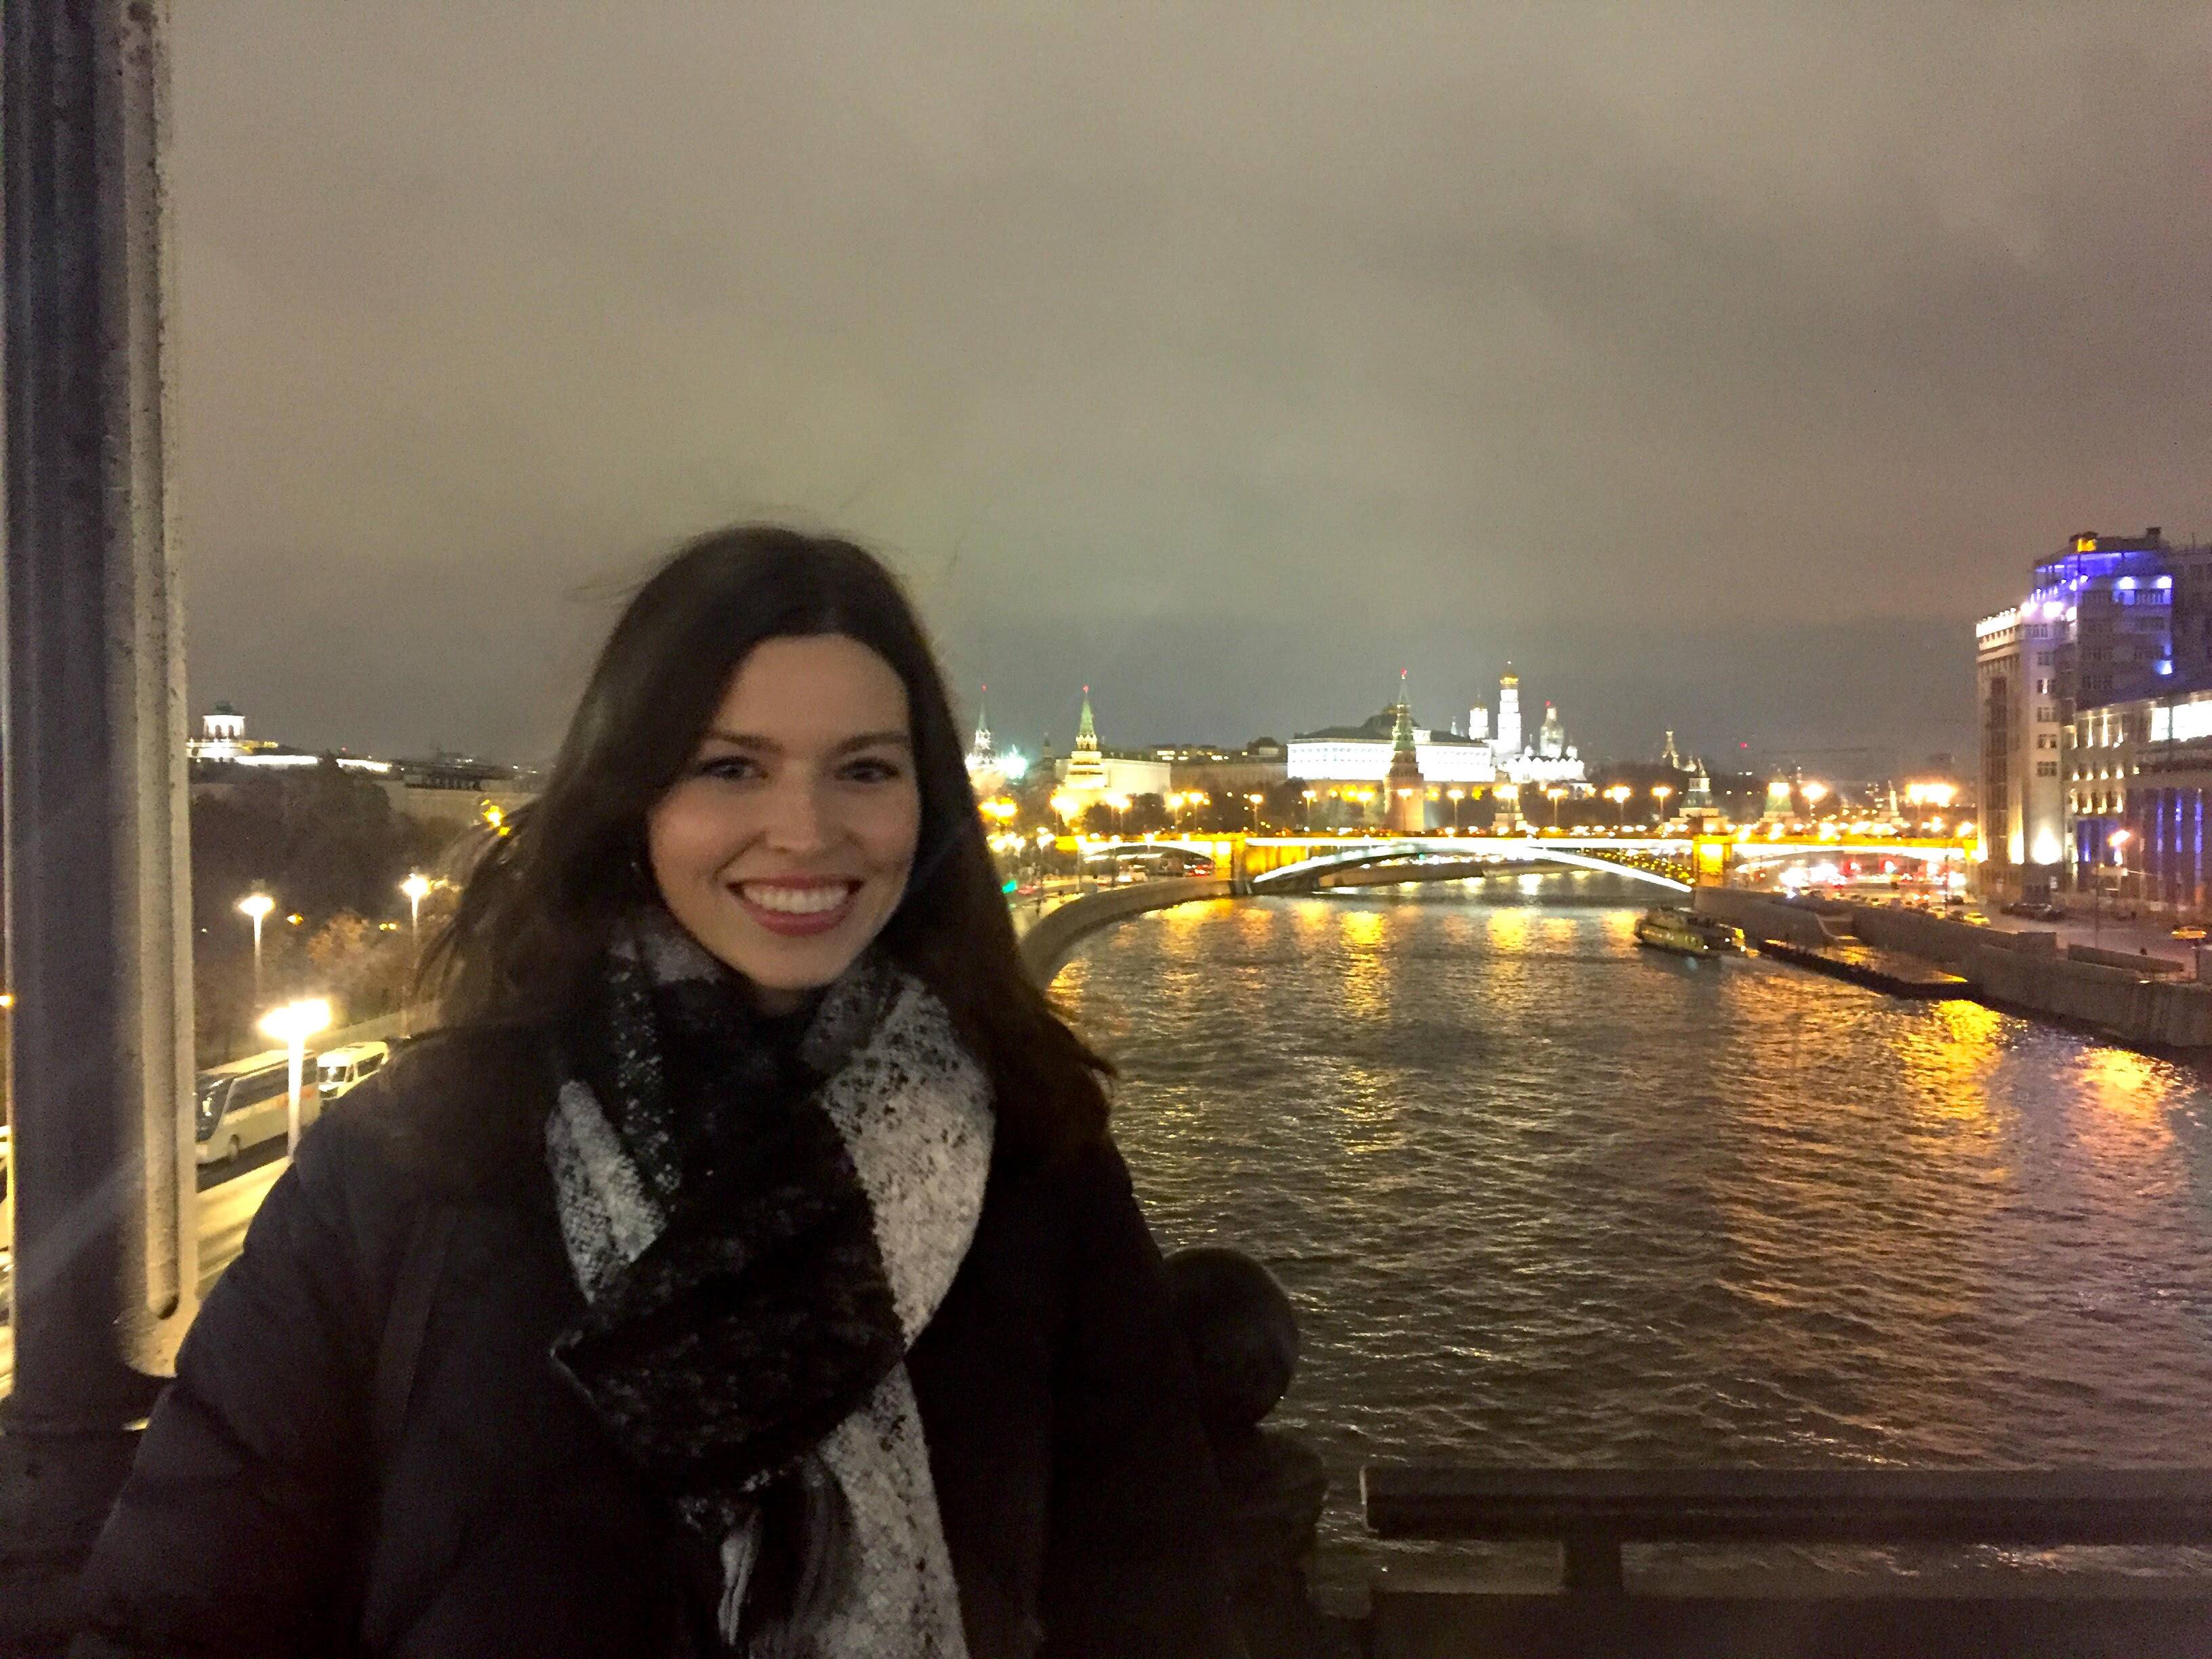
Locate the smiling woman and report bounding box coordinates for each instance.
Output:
[74,526,1245,1659]
[421,527,1110,1160]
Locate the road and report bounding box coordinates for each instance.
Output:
[0,1155,287,1397]
[1902,902,2212,982]
[2032,907,2209,971]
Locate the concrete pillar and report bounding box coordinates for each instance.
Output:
[1,0,197,1637]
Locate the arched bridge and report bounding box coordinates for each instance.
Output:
[1248,837,1693,895]
[1049,832,1968,897]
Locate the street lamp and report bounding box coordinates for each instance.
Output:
[1802,780,1830,818]
[1246,792,1265,833]
[236,889,275,1004]
[1447,786,1465,833]
[2091,827,2132,944]
[258,996,331,1156]
[1546,786,1568,830]
[401,871,432,939]
[1605,784,1632,830]
[399,872,433,1036]
[1652,783,1674,824]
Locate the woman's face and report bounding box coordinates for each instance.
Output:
[647,634,922,1010]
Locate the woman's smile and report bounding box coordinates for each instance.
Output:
[732,876,862,935]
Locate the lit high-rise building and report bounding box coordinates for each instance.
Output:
[1976,527,2209,901]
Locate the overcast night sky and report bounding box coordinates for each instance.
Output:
[173,5,2212,772]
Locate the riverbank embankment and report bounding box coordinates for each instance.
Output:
[1694,888,2212,1047]
[1018,876,1235,983]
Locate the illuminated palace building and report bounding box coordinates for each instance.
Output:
[1286,668,1586,829]
[1976,527,2212,907]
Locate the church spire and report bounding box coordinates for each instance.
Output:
[1385,669,1427,833]
[1063,685,1107,790]
[966,684,995,771]
[1390,670,1416,758]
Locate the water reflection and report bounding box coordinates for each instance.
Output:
[1058,877,2212,1582]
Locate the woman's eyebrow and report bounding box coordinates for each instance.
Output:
[830,731,913,755]
[696,729,912,754]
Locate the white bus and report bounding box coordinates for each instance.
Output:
[194,1050,320,1166]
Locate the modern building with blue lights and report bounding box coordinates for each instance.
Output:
[1977,527,2212,905]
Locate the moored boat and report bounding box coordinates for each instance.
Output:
[1634,905,1744,958]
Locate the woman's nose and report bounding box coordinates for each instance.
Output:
[762,777,832,852]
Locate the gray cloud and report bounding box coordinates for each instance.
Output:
[172,3,2212,764]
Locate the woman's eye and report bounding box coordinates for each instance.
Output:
[842,756,904,783]
[698,755,760,781]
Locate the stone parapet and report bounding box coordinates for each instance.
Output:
[1847,904,2055,964]
[1967,947,2212,1046]
[1687,888,1835,947]
[1018,877,1236,983]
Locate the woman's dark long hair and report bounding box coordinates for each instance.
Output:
[418,524,1111,1160]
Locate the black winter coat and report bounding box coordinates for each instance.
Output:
[73,1035,1244,1658]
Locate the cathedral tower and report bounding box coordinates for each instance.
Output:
[1496,667,1523,758]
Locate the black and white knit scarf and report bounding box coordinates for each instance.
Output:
[545,912,992,1657]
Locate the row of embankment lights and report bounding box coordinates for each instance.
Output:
[0,874,442,1025]
[234,874,443,1147]
[222,876,442,1159]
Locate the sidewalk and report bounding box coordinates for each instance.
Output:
[0,1159,284,1399]
[1859,896,2205,975]
[1996,905,2202,972]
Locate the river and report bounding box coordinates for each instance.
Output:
[1053,874,2212,1591]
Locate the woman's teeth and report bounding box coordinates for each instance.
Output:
[741,882,855,915]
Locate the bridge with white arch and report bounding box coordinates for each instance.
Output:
[1019,831,1975,980]
[1061,832,1967,890]
[1243,838,1692,894]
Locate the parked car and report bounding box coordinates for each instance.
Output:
[2172,925,2207,943]
[194,1052,319,1166]
[316,1040,391,1101]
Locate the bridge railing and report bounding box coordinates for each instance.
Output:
[1359,1465,2212,1658]
[1362,1463,2212,1594]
